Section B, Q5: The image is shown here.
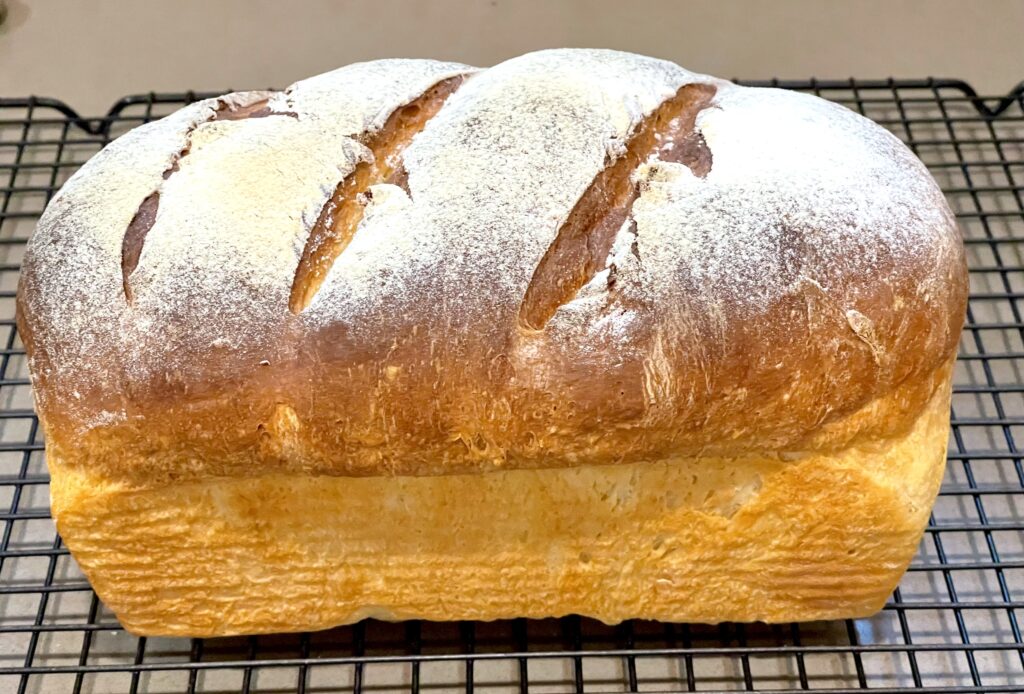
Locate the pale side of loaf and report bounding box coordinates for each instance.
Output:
[17,49,967,636]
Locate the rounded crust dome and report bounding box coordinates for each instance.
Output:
[16,49,967,481]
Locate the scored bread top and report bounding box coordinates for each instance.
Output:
[17,49,967,482]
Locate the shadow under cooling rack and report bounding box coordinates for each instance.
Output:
[0,78,1023,693]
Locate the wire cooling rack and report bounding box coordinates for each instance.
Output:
[0,78,1023,694]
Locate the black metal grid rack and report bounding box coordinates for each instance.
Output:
[0,78,1023,693]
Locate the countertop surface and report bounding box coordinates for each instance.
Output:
[2,0,1023,114]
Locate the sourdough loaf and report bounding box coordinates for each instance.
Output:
[17,49,967,636]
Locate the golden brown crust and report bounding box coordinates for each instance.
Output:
[41,341,956,486]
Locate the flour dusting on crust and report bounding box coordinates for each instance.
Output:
[18,49,963,451]
[631,86,955,317]
[21,59,475,428]
[305,49,713,334]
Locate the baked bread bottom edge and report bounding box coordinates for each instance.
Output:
[48,366,952,637]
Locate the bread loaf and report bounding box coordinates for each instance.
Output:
[16,49,967,637]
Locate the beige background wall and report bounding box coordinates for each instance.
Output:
[1,0,1022,115]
